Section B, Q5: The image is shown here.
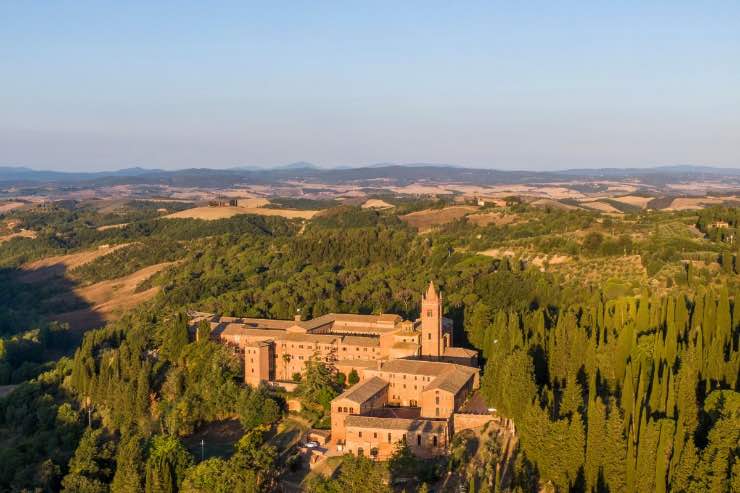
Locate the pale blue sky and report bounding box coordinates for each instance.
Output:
[1,1,739,171]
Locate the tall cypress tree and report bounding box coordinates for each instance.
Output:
[654,419,675,493]
[585,395,607,492]
[636,290,650,334]
[111,433,145,493]
[716,286,731,346]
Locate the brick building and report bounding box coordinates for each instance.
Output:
[190,281,480,458]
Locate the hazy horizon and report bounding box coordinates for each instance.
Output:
[2,2,739,171]
[4,161,740,175]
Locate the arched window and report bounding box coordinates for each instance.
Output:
[433,435,438,447]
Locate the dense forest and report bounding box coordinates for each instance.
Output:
[0,200,737,492]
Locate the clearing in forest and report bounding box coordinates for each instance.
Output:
[529,198,581,211]
[400,205,479,231]
[0,229,37,243]
[579,200,623,214]
[18,243,131,283]
[164,205,318,220]
[361,199,394,209]
[184,419,245,460]
[466,212,522,227]
[610,195,653,209]
[665,196,732,210]
[53,261,176,330]
[96,222,130,231]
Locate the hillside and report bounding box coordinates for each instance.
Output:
[0,199,736,492]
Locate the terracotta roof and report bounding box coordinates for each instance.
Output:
[196,312,403,336]
[423,368,474,394]
[334,359,380,369]
[219,323,249,336]
[332,313,401,324]
[297,314,336,330]
[335,377,388,404]
[330,324,399,335]
[391,341,419,350]
[443,346,478,358]
[372,359,477,377]
[244,339,273,348]
[219,325,286,339]
[283,332,338,344]
[341,336,380,347]
[345,415,447,433]
[424,281,439,301]
[239,318,295,330]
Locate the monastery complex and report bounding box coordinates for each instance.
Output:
[190,282,491,459]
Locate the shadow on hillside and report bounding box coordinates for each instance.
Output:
[0,265,105,336]
[0,266,105,382]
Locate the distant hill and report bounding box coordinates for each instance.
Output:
[0,166,163,183]
[2,163,739,189]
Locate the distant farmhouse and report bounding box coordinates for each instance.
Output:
[190,282,489,459]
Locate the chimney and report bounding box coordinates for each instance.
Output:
[294,315,301,322]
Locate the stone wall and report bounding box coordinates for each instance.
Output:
[452,412,495,433]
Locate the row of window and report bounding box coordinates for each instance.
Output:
[352,432,440,447]
[281,343,378,352]
[385,373,431,382]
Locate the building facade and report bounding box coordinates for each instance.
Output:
[190,281,480,458]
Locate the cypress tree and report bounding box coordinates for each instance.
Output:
[163,314,190,362]
[648,362,662,414]
[665,369,676,418]
[111,433,145,493]
[703,290,717,344]
[626,420,637,492]
[692,289,705,331]
[584,395,607,492]
[654,419,675,493]
[670,351,700,485]
[622,361,635,429]
[144,435,193,493]
[675,294,690,342]
[135,365,151,421]
[665,297,679,367]
[634,415,658,493]
[716,286,731,346]
[604,406,627,493]
[636,290,650,334]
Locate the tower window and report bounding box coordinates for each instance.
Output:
[428,333,431,340]
[426,310,432,317]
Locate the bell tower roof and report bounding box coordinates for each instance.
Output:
[424,281,439,301]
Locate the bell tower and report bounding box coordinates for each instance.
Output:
[421,281,443,358]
